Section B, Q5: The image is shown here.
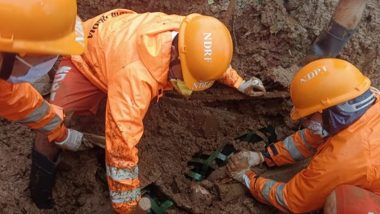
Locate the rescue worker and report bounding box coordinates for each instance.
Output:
[227,58,380,213]
[303,0,367,63]
[0,0,86,209]
[41,9,266,213]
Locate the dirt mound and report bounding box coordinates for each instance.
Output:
[1,0,379,213]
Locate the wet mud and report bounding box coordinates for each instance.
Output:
[1,0,379,213]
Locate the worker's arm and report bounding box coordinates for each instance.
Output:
[260,128,324,167]
[0,79,66,142]
[218,66,265,96]
[106,64,154,213]
[245,149,347,213]
[302,0,367,64]
[218,66,244,89]
[334,0,367,29]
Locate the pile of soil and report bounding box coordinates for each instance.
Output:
[1,0,379,213]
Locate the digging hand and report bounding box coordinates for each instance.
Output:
[132,197,151,214]
[227,151,263,183]
[54,128,84,151]
[54,130,106,151]
[238,76,266,97]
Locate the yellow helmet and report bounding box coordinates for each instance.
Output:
[290,58,371,120]
[178,14,233,91]
[0,0,86,55]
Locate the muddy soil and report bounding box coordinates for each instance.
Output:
[1,0,379,213]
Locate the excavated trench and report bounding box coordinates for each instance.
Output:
[0,0,379,213]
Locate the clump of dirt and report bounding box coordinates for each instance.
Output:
[1,0,379,213]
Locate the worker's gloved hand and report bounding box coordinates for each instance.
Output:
[238,76,266,97]
[300,20,355,66]
[131,197,151,214]
[227,151,263,183]
[54,128,84,151]
[306,120,329,138]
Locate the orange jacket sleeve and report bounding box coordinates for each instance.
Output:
[105,64,155,213]
[0,80,66,142]
[261,129,324,167]
[246,145,355,213]
[218,65,244,89]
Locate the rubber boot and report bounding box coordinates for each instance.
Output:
[29,148,58,209]
[301,20,355,65]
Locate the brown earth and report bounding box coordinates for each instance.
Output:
[1,0,380,213]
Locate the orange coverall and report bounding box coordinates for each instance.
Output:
[0,80,66,142]
[246,96,380,213]
[52,9,244,213]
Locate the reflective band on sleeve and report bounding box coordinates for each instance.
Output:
[243,174,251,188]
[275,183,287,208]
[106,165,139,181]
[16,101,49,124]
[110,188,141,204]
[299,130,316,154]
[261,180,276,202]
[283,136,303,161]
[38,115,62,133]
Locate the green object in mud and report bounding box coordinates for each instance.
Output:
[187,143,236,181]
[186,170,204,181]
[150,198,174,214]
[143,184,175,214]
[186,126,277,181]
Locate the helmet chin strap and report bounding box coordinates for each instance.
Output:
[0,53,16,80]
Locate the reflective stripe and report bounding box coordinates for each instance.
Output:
[16,101,49,124]
[106,165,139,181]
[39,115,62,133]
[299,130,316,154]
[283,136,303,161]
[261,180,276,202]
[110,188,141,204]
[275,184,287,208]
[243,174,251,189]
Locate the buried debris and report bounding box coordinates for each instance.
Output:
[235,125,277,146]
[186,126,278,182]
[142,184,175,214]
[186,143,236,181]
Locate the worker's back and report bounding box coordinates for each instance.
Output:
[70,9,184,93]
[320,94,380,193]
[338,95,380,194]
[286,95,380,211]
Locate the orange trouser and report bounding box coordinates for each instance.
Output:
[49,58,106,115]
